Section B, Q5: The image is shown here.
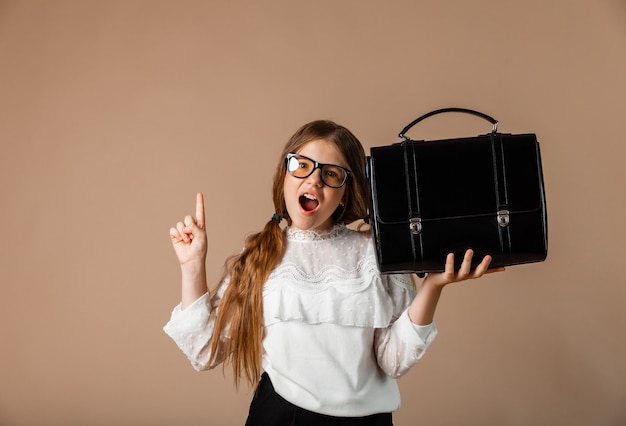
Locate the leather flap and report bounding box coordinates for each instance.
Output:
[369,133,544,226]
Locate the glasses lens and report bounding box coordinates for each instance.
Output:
[320,165,347,188]
[287,155,314,178]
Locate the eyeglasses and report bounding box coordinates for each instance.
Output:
[286,153,351,188]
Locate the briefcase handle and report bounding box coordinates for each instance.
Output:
[398,107,499,140]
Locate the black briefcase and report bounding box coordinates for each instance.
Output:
[367,108,548,274]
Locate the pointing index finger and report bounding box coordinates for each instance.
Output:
[196,192,205,229]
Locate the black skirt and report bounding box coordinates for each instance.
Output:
[245,373,393,426]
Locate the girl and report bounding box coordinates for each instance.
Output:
[164,120,503,425]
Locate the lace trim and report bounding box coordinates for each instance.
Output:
[263,281,394,327]
[266,256,380,293]
[263,270,415,328]
[263,254,415,327]
[285,223,346,242]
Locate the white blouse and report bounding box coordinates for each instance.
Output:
[164,223,437,417]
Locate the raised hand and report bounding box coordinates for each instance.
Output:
[169,193,207,266]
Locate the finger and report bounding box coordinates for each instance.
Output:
[183,215,196,227]
[176,221,190,242]
[442,252,456,280]
[444,252,455,273]
[457,249,474,276]
[169,227,182,242]
[196,193,205,229]
[473,255,493,277]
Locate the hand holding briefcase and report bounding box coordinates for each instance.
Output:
[367,108,548,274]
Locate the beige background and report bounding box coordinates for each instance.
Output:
[1,1,625,425]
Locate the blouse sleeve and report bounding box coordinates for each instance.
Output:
[373,274,438,378]
[162,281,230,371]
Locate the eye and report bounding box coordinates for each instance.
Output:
[288,155,314,177]
[323,166,344,179]
[297,160,312,172]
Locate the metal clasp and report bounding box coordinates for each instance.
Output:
[409,217,422,235]
[497,210,510,227]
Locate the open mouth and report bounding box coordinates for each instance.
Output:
[299,193,319,212]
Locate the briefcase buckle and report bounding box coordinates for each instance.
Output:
[409,217,422,234]
[497,210,510,227]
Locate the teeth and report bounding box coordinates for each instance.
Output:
[303,193,317,200]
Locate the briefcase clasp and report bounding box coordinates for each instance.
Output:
[409,217,422,234]
[497,210,510,227]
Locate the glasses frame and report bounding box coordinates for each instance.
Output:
[286,153,352,189]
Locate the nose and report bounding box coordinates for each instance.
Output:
[305,166,324,186]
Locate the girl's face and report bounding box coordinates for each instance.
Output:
[283,139,348,231]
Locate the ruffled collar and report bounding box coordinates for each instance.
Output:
[285,223,346,242]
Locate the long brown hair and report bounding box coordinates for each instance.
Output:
[209,120,370,387]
